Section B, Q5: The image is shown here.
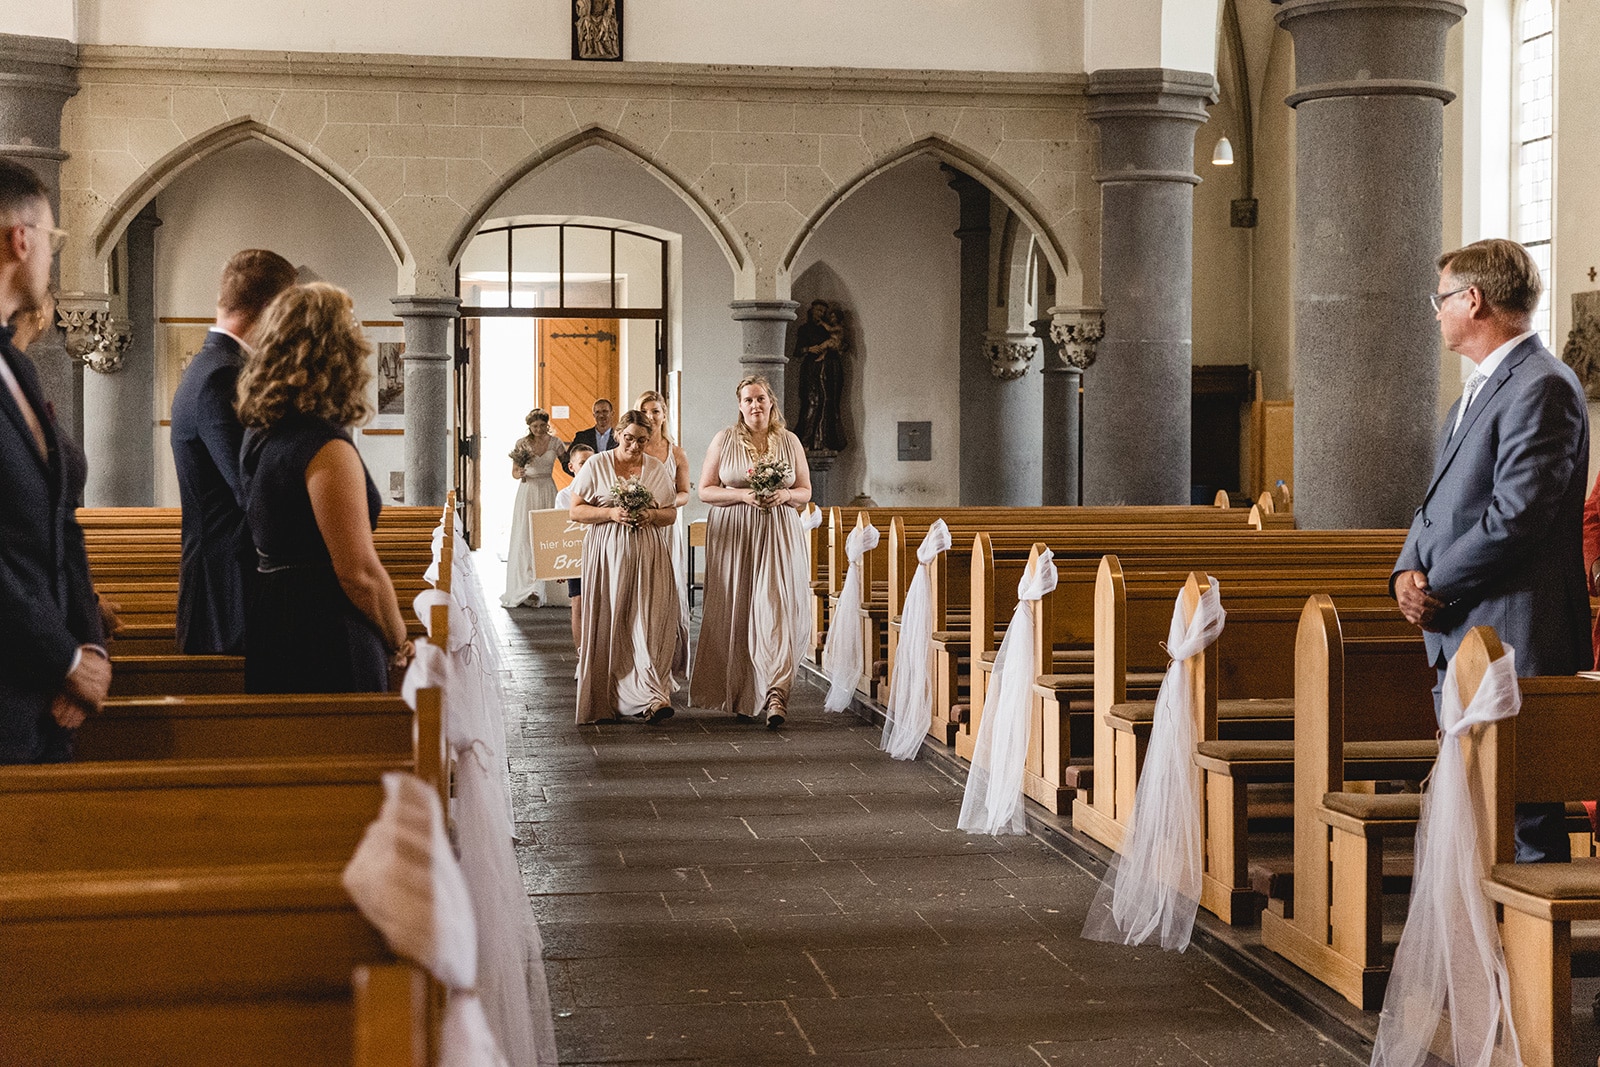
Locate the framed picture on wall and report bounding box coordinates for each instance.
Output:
[157,321,214,421]
[365,323,406,429]
[571,0,623,61]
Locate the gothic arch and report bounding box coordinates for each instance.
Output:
[781,136,1080,302]
[89,117,407,268]
[444,127,748,285]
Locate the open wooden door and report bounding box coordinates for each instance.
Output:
[541,318,620,477]
[455,317,482,546]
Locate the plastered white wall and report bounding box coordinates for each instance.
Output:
[788,154,961,506]
[0,2,74,41]
[56,0,1083,72]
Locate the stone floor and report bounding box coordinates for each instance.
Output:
[499,601,1363,1066]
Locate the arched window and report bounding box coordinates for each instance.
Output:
[1514,0,1554,341]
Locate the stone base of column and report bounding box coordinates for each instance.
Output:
[807,450,837,509]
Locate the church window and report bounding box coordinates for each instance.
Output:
[1514,0,1554,341]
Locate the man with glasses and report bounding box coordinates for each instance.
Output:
[0,158,108,763]
[1393,237,1590,862]
[565,397,618,472]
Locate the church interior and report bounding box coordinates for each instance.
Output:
[3,0,1600,1064]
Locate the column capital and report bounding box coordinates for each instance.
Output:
[1042,306,1105,373]
[1276,0,1463,109]
[982,329,1038,382]
[1087,68,1217,186]
[55,291,129,374]
[728,299,799,324]
[0,34,79,166]
[391,295,462,320]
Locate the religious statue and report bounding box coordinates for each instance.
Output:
[792,299,850,454]
[574,0,622,61]
[1561,291,1600,401]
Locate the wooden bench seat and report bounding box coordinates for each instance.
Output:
[0,863,426,1066]
[78,693,414,762]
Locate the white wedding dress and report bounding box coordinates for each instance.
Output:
[501,439,563,608]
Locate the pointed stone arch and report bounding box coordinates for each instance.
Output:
[444,127,749,288]
[781,136,1082,304]
[89,117,407,268]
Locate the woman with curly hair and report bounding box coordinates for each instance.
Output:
[236,282,412,693]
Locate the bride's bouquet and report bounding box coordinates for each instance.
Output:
[747,457,793,503]
[611,475,655,524]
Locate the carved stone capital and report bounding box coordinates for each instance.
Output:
[983,331,1036,381]
[55,293,128,372]
[1043,307,1104,372]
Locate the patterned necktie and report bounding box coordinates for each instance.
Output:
[1452,372,1487,437]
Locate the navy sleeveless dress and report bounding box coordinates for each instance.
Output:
[240,414,388,693]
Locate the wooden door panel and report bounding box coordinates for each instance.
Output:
[540,318,620,466]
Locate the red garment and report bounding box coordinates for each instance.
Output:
[1586,469,1600,669]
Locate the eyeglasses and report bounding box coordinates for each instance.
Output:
[1429,285,1472,312]
[20,223,69,255]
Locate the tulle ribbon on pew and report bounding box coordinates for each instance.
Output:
[957,549,1059,835]
[800,504,824,532]
[1082,578,1225,951]
[881,519,951,760]
[823,521,881,712]
[342,771,510,1067]
[1370,645,1523,1067]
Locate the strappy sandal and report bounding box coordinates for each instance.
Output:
[645,704,675,725]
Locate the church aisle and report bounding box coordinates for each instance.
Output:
[500,605,1359,1066]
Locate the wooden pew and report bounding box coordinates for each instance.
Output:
[1067,559,1403,849]
[77,693,413,762]
[1257,594,1439,1009]
[1458,630,1600,1067]
[0,864,429,1067]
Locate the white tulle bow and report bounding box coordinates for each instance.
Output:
[1371,645,1522,1067]
[958,550,1059,834]
[1082,578,1226,951]
[800,506,824,531]
[881,520,952,760]
[823,522,881,712]
[342,773,509,1067]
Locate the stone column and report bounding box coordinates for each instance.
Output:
[729,300,799,401]
[83,202,158,506]
[982,329,1041,504]
[1037,306,1104,506]
[0,33,80,436]
[1085,69,1216,505]
[945,167,995,505]
[1276,0,1463,529]
[393,296,460,506]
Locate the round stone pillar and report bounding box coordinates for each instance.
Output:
[1038,306,1104,506]
[84,203,159,506]
[0,33,80,435]
[392,296,460,506]
[1085,69,1216,506]
[729,299,800,403]
[1276,0,1464,529]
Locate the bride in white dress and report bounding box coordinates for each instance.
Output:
[637,391,692,684]
[501,408,567,608]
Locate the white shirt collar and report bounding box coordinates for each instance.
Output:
[208,325,251,354]
[1470,329,1535,383]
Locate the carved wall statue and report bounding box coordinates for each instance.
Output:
[1562,290,1600,401]
[791,299,850,455]
[573,0,622,61]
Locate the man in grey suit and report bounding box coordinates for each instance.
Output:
[1393,237,1591,862]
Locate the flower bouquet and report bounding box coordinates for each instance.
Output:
[747,457,793,504]
[611,475,655,525]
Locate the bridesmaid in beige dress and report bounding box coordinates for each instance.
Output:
[636,390,692,686]
[568,410,681,724]
[689,375,813,728]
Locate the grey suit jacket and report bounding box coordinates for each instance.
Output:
[1392,336,1591,675]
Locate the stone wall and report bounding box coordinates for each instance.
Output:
[56,47,1099,309]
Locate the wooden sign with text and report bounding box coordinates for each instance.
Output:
[529,509,586,580]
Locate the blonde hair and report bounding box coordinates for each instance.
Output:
[635,389,674,445]
[729,374,786,452]
[236,282,372,428]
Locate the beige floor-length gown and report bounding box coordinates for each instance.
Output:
[689,428,813,717]
[501,437,564,608]
[572,451,680,722]
[660,446,692,687]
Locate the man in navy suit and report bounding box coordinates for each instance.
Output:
[0,159,108,763]
[1394,237,1591,861]
[169,249,296,654]
[563,397,617,474]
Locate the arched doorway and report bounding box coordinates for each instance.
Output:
[455,217,672,550]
